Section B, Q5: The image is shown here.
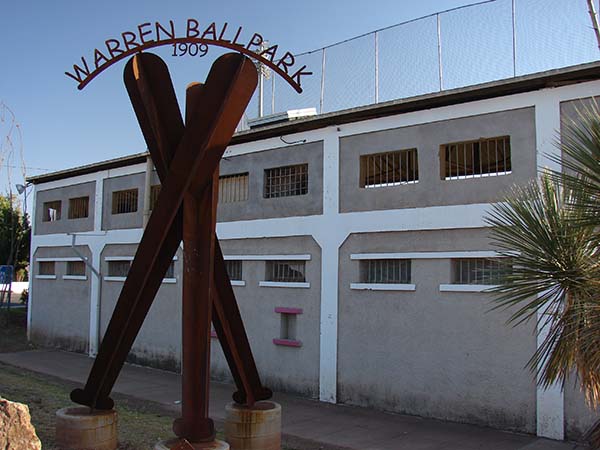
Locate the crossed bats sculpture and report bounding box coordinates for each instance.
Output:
[70,52,272,443]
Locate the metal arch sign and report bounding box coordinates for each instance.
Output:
[65,19,312,92]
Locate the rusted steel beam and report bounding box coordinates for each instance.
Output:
[173,82,217,441]
[122,52,270,407]
[212,242,272,404]
[71,53,257,413]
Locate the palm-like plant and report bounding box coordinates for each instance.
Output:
[485,105,600,446]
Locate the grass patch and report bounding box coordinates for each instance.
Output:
[0,308,341,450]
[0,362,177,449]
[0,308,34,353]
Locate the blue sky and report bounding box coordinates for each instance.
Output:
[0,0,598,200]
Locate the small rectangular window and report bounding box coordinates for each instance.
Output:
[280,313,297,340]
[265,261,306,283]
[149,185,161,211]
[219,173,249,203]
[264,164,308,198]
[66,261,86,276]
[42,201,61,222]
[107,260,131,277]
[38,261,55,276]
[452,258,508,285]
[68,196,89,219]
[225,260,243,281]
[112,189,138,214]
[441,136,511,180]
[360,259,411,284]
[360,149,418,188]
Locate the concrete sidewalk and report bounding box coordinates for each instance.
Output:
[0,349,583,450]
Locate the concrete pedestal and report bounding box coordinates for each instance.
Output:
[224,401,281,450]
[154,438,229,449]
[55,407,117,450]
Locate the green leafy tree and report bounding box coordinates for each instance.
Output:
[0,194,30,280]
[485,105,600,446]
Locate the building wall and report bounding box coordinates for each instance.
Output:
[34,181,96,235]
[101,172,146,230]
[217,141,324,222]
[564,379,599,440]
[99,244,183,371]
[28,78,600,441]
[337,228,537,432]
[30,245,91,352]
[212,236,322,397]
[339,108,536,212]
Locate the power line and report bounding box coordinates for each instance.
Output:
[1,164,49,171]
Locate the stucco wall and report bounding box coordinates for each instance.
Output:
[34,182,96,235]
[212,236,321,397]
[337,228,537,433]
[101,173,146,230]
[339,108,536,212]
[30,245,91,353]
[99,244,182,371]
[217,141,323,222]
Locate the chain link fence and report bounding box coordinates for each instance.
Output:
[244,0,599,123]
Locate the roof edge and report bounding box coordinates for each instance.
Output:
[28,60,600,185]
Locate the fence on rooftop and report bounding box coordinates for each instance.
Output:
[242,0,600,124]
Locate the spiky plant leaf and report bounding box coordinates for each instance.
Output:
[485,174,600,401]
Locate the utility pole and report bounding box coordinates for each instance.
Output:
[587,0,600,51]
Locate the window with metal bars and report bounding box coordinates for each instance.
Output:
[38,261,55,276]
[66,261,86,276]
[107,260,131,277]
[265,261,306,283]
[219,173,249,203]
[452,258,508,285]
[42,201,61,222]
[360,149,418,188]
[225,260,243,281]
[149,185,161,210]
[111,189,138,214]
[68,196,89,219]
[264,164,308,198]
[360,259,411,284]
[441,136,511,180]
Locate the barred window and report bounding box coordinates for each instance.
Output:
[225,260,243,281]
[264,164,308,198]
[452,258,507,285]
[66,261,86,276]
[42,201,61,222]
[68,196,89,219]
[219,173,249,203]
[360,149,418,188]
[360,259,411,284]
[38,261,55,276]
[108,260,131,277]
[112,189,138,214]
[149,185,161,211]
[442,136,511,180]
[266,261,306,283]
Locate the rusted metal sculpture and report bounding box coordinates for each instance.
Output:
[70,52,271,443]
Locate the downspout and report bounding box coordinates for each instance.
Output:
[143,156,153,228]
[69,233,102,355]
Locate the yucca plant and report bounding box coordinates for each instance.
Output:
[486,132,600,445]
